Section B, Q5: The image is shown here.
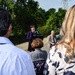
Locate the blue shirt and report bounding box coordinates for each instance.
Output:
[0,37,36,75]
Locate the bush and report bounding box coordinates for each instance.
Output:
[37,25,58,36]
[37,25,49,36]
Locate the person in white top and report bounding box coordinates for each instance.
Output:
[0,8,35,75]
[44,5,75,75]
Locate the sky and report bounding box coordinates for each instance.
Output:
[34,0,75,11]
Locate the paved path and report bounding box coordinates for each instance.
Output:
[16,36,50,52]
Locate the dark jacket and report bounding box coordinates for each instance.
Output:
[29,49,47,61]
[26,31,38,40]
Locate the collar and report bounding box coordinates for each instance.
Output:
[35,49,42,52]
[0,37,13,45]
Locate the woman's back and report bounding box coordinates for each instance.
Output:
[44,45,75,75]
[30,49,47,75]
[44,5,75,75]
[30,49,47,61]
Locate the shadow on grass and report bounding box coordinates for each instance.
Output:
[9,35,27,45]
[9,34,44,45]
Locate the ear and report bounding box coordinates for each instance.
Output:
[8,24,12,31]
[5,24,12,37]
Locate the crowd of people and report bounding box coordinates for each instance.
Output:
[0,5,75,75]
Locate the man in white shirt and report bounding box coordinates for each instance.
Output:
[0,8,36,75]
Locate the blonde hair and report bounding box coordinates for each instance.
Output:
[58,5,75,59]
[31,38,43,49]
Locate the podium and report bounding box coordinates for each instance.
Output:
[33,34,44,40]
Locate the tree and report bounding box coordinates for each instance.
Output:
[56,8,66,28]
[0,0,66,36]
[35,8,46,27]
[37,8,66,36]
[0,0,15,13]
[45,8,56,20]
[13,0,39,35]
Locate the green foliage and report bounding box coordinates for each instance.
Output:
[45,8,56,20]
[37,8,66,36]
[37,25,49,35]
[0,0,66,36]
[35,8,46,27]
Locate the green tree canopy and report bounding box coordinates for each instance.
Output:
[37,8,66,36]
[0,0,66,36]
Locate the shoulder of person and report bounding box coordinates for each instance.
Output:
[49,45,66,60]
[29,51,35,55]
[49,46,62,55]
[49,46,57,55]
[41,50,47,54]
[48,35,50,38]
[49,35,52,38]
[8,44,31,60]
[6,44,35,75]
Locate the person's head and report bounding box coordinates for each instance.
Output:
[58,5,75,59]
[31,38,43,49]
[30,25,35,32]
[51,30,55,36]
[61,5,75,43]
[0,8,12,37]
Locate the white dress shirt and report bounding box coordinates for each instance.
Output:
[0,37,36,75]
